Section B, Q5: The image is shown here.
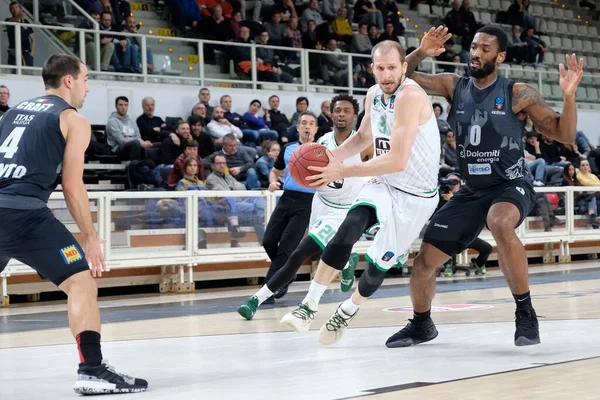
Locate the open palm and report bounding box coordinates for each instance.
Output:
[559,54,584,98]
[419,26,453,57]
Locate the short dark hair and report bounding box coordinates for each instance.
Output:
[371,40,406,62]
[475,25,508,52]
[296,96,309,106]
[358,22,368,29]
[188,115,203,126]
[213,154,227,164]
[100,10,111,19]
[297,111,318,124]
[432,102,443,112]
[185,140,199,149]
[183,156,198,171]
[330,94,359,115]
[177,119,189,129]
[268,95,279,102]
[115,96,129,106]
[42,54,84,90]
[9,1,20,9]
[250,99,261,106]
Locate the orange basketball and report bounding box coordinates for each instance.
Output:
[289,143,330,188]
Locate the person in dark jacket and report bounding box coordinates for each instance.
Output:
[188,115,215,159]
[136,97,171,143]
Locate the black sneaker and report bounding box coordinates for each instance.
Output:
[73,360,148,394]
[514,306,540,346]
[273,284,289,299]
[385,317,439,348]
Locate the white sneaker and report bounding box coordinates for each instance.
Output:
[279,301,317,332]
[318,304,359,345]
[533,180,545,187]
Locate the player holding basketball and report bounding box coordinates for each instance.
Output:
[382,25,583,348]
[277,40,441,341]
[0,55,147,393]
[236,94,372,321]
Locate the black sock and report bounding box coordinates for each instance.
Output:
[474,256,486,267]
[76,331,103,367]
[513,291,532,309]
[413,310,431,322]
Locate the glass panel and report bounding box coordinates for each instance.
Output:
[198,194,266,249]
[352,53,373,95]
[203,40,252,89]
[254,43,300,87]
[110,196,189,254]
[572,190,600,231]
[48,197,100,243]
[523,191,568,233]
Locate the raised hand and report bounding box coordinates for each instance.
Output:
[559,54,584,99]
[419,26,453,57]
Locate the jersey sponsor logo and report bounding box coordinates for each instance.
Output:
[375,138,390,156]
[468,163,492,175]
[381,251,395,262]
[327,179,344,189]
[313,220,322,229]
[505,158,525,180]
[12,114,35,125]
[0,163,27,178]
[515,186,525,195]
[433,223,448,229]
[15,101,54,112]
[368,177,383,185]
[494,96,504,110]
[389,95,396,109]
[60,245,83,264]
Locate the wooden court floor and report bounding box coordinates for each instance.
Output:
[1,261,600,399]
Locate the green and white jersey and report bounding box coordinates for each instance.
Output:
[369,79,440,197]
[317,130,366,208]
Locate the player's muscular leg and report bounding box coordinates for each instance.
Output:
[410,243,451,313]
[59,270,101,336]
[487,202,529,295]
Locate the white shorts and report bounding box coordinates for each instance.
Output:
[308,195,351,250]
[351,177,438,271]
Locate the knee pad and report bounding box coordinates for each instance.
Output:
[357,262,386,298]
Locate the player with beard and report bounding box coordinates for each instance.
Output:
[276,41,441,342]
[381,25,583,348]
[237,94,373,320]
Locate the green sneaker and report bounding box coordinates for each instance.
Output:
[340,252,359,292]
[237,296,259,321]
[443,261,454,278]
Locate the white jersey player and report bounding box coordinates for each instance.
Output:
[278,41,441,344]
[237,95,373,321]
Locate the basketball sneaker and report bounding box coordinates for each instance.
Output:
[237,296,259,321]
[385,317,439,348]
[279,301,317,332]
[514,306,540,346]
[340,253,359,292]
[318,304,358,345]
[73,360,148,395]
[470,257,486,275]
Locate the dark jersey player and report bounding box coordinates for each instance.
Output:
[384,25,583,348]
[0,55,147,394]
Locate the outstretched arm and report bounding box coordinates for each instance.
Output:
[405,26,459,102]
[513,54,583,143]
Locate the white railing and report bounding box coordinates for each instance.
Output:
[2,20,599,103]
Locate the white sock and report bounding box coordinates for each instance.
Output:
[255,285,274,305]
[340,297,360,316]
[301,281,328,310]
[342,261,349,270]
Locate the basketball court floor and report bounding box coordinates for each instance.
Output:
[1,261,600,399]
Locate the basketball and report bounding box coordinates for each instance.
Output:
[289,143,330,188]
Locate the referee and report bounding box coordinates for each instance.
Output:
[263,112,319,302]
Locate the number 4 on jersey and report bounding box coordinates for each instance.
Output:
[0,127,25,159]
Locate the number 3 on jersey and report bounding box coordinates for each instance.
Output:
[469,125,481,147]
[0,127,25,159]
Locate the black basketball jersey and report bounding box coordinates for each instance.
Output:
[0,95,75,209]
[447,76,529,191]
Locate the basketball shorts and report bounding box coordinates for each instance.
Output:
[423,178,535,257]
[0,207,90,286]
[307,195,351,250]
[350,177,438,271]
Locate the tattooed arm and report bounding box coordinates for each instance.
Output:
[512,83,577,144]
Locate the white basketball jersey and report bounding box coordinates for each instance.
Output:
[317,130,366,208]
[369,78,440,196]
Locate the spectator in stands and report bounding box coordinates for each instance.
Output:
[198,88,214,117]
[316,100,333,140]
[202,4,234,63]
[302,19,319,49]
[230,10,241,39]
[322,0,346,21]
[256,31,294,83]
[88,0,115,23]
[242,99,279,143]
[220,95,256,143]
[378,21,400,43]
[268,95,292,142]
[300,0,324,32]
[533,192,564,231]
[231,25,253,76]
[436,39,457,72]
[562,162,599,229]
[169,0,202,37]
[354,62,376,90]
[188,115,215,158]
[264,10,286,46]
[459,0,478,34]
[577,160,600,186]
[443,131,457,168]
[332,7,353,44]
[560,143,583,168]
[206,106,243,145]
[524,148,546,187]
[123,16,154,73]
[198,0,233,18]
[137,97,171,143]
[433,102,452,138]
[99,11,134,72]
[367,24,379,46]
[507,25,527,64]
[540,135,567,167]
[237,0,261,21]
[191,102,209,125]
[175,156,205,190]
[78,11,114,72]
[290,97,309,127]
[256,140,280,187]
[444,1,464,35]
[0,85,10,117]
[107,96,152,161]
[206,134,260,189]
[324,39,349,86]
[378,0,403,34]
[351,23,373,54]
[353,0,383,30]
[168,140,205,188]
[6,1,34,67]
[521,27,546,64]
[283,16,303,49]
[507,0,533,30]
[159,119,193,165]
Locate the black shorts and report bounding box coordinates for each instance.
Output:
[0,207,89,286]
[423,179,535,257]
